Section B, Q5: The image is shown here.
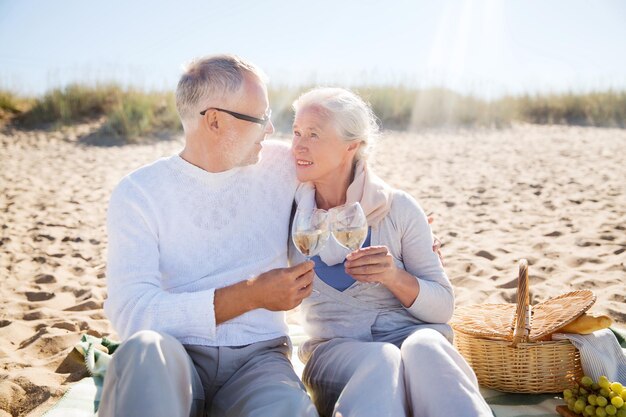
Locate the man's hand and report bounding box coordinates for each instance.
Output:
[250,261,315,311]
[214,261,314,324]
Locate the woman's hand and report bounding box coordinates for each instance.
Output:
[345,245,420,306]
[428,214,444,266]
[344,246,398,285]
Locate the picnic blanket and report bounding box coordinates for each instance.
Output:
[41,327,626,417]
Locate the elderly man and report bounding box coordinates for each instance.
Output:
[100,55,318,417]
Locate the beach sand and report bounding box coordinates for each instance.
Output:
[1,123,625,416]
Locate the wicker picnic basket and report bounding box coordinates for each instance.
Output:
[450,259,596,393]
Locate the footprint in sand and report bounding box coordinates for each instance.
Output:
[24,292,55,302]
[69,288,91,298]
[33,234,55,242]
[544,231,562,237]
[0,320,11,328]
[608,308,626,323]
[34,274,56,284]
[18,328,47,349]
[23,311,45,321]
[575,239,599,247]
[496,278,518,289]
[502,291,517,303]
[565,256,599,268]
[475,250,496,261]
[539,265,556,273]
[51,321,78,331]
[71,252,92,261]
[64,300,101,311]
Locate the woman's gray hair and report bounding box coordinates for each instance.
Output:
[176,54,267,131]
[293,87,380,160]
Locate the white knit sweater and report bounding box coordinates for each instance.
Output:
[104,141,298,346]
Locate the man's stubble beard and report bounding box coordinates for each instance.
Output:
[221,129,261,169]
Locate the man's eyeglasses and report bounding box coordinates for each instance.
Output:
[200,107,272,127]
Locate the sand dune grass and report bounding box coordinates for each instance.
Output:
[2,85,625,144]
[10,85,181,141]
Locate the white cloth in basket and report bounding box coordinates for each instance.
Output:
[553,329,626,384]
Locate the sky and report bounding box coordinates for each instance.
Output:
[1,0,625,98]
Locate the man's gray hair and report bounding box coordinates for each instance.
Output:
[293,87,380,161]
[176,54,267,131]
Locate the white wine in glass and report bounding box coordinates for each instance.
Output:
[332,227,368,251]
[293,229,330,258]
[331,202,368,251]
[291,208,330,259]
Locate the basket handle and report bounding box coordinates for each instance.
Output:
[511,259,531,347]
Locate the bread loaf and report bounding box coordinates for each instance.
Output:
[556,312,613,334]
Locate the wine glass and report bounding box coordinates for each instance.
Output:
[330,202,368,251]
[331,202,375,286]
[291,208,330,260]
[292,208,329,297]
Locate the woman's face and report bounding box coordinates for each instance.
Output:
[291,105,358,184]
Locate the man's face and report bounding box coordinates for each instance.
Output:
[218,74,274,168]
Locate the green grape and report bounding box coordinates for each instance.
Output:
[576,399,588,413]
[612,383,625,394]
[622,389,626,401]
[598,397,609,407]
[611,392,618,399]
[590,395,599,406]
[616,408,626,417]
[564,389,574,399]
[593,383,601,391]
[586,404,598,415]
[612,396,624,408]
[597,406,608,417]
[570,398,579,408]
[601,389,612,398]
[607,404,618,416]
[581,388,589,395]
[599,376,611,389]
[582,376,595,387]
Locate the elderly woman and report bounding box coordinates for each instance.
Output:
[289,87,492,417]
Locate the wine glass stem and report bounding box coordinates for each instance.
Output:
[303,256,320,295]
